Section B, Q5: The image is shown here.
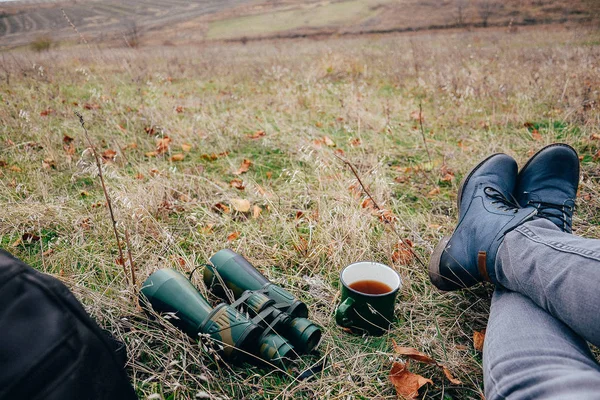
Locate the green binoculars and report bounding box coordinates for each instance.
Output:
[140,249,321,369]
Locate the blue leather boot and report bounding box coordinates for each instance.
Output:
[515,143,579,233]
[429,154,537,291]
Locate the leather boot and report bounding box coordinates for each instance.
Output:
[515,143,579,233]
[429,154,537,291]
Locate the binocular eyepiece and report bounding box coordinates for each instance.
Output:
[140,250,321,369]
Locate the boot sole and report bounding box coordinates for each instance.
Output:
[429,153,505,291]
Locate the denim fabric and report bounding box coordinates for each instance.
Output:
[484,219,600,399]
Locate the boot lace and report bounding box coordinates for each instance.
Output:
[484,187,520,213]
[527,200,573,231]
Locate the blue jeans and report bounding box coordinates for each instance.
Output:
[484,219,600,399]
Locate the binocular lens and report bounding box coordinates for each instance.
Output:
[288,317,322,353]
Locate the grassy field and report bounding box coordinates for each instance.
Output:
[1,24,600,399]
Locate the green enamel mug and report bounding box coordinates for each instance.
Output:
[335,261,402,335]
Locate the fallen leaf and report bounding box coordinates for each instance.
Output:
[213,203,231,214]
[42,249,54,257]
[410,110,424,123]
[252,205,262,218]
[40,108,54,116]
[64,143,75,155]
[181,143,192,152]
[175,105,184,113]
[9,166,21,172]
[334,148,345,156]
[227,231,240,241]
[582,193,592,201]
[377,209,397,224]
[0,160,7,167]
[63,134,74,144]
[442,366,463,385]
[156,136,172,154]
[361,198,376,210]
[230,178,245,191]
[350,137,362,147]
[11,238,22,247]
[323,136,336,147]
[234,159,252,175]
[83,103,100,110]
[392,344,436,364]
[428,187,441,197]
[116,124,127,132]
[441,173,454,182]
[80,190,89,197]
[170,153,185,162]
[247,130,266,139]
[123,142,138,150]
[315,121,323,128]
[591,133,600,140]
[200,224,214,234]
[473,330,486,351]
[145,151,158,158]
[102,149,117,162]
[389,361,432,399]
[22,232,41,242]
[531,129,542,141]
[42,158,56,169]
[266,171,273,179]
[144,126,156,135]
[231,198,251,212]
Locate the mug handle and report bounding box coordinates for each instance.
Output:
[335,297,355,327]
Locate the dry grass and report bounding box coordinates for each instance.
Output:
[0,25,599,399]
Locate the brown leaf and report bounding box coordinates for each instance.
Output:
[9,165,22,172]
[323,136,336,147]
[123,142,138,150]
[11,238,22,247]
[213,203,231,214]
[22,232,41,242]
[247,130,266,139]
[144,126,156,136]
[350,137,362,147]
[231,198,251,212]
[427,187,441,197]
[334,148,345,156]
[42,158,56,169]
[252,205,262,219]
[175,105,184,113]
[102,149,117,162]
[410,110,424,123]
[145,151,158,158]
[441,173,454,182]
[234,159,252,175]
[391,240,414,265]
[442,366,463,385]
[377,209,397,224]
[392,344,436,364]
[63,134,74,144]
[116,124,127,132]
[83,103,100,110]
[156,136,172,154]
[315,121,323,128]
[42,249,54,257]
[230,178,245,191]
[63,143,75,155]
[473,330,486,351]
[389,361,432,399]
[266,171,273,179]
[531,129,542,141]
[40,108,55,116]
[200,224,214,234]
[227,231,240,241]
[361,198,376,210]
[170,153,185,162]
[181,143,192,152]
[590,133,600,141]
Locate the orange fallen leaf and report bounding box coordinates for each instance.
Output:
[170,153,185,162]
[156,136,172,154]
[63,134,74,144]
[116,124,127,132]
[473,330,486,351]
[266,171,273,179]
[323,136,336,147]
[350,137,362,147]
[230,178,245,190]
[227,231,240,241]
[83,103,100,110]
[531,129,542,141]
[441,173,454,182]
[389,361,432,399]
[252,205,262,219]
[231,198,251,212]
[200,224,214,234]
[392,240,414,265]
[442,366,463,385]
[175,105,184,113]
[64,143,75,156]
[213,203,231,214]
[361,198,376,210]
[9,166,21,172]
[42,249,54,257]
[42,158,56,169]
[181,143,192,152]
[102,149,117,162]
[145,151,158,158]
[428,187,441,197]
[11,237,22,247]
[392,344,436,364]
[40,108,54,116]
[123,142,138,150]
[591,133,600,141]
[144,126,156,135]
[377,208,397,224]
[247,130,266,139]
[234,159,252,175]
[334,148,345,156]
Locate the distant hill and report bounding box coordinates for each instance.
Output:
[0,0,597,49]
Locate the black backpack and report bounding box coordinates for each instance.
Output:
[0,249,137,400]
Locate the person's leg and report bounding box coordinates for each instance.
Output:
[496,218,600,347]
[484,286,600,400]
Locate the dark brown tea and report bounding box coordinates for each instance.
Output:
[349,280,392,295]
